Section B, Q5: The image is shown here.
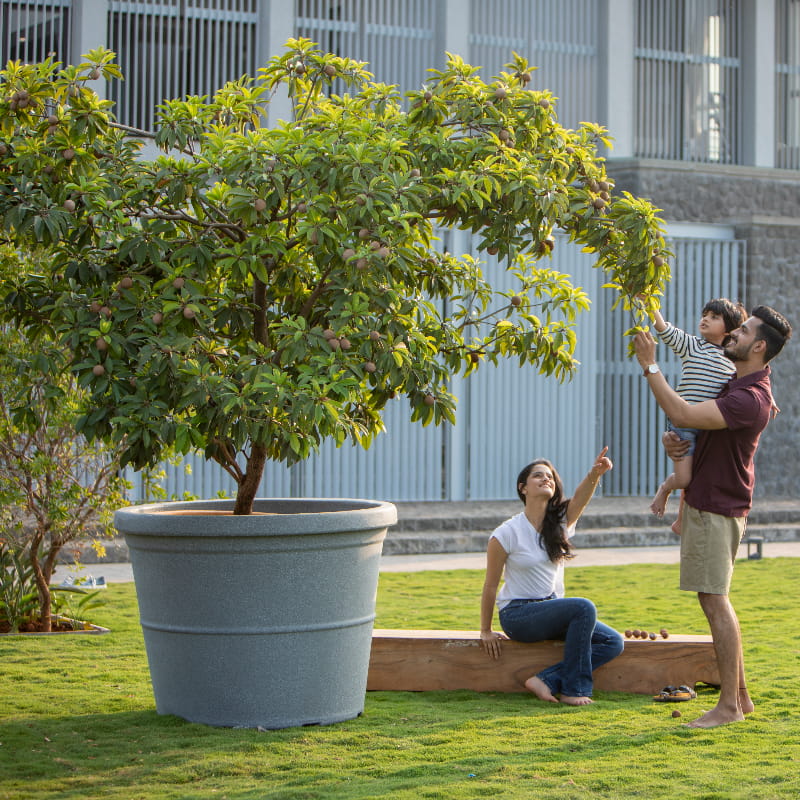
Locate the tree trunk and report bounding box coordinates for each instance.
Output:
[233,443,268,515]
[30,545,52,633]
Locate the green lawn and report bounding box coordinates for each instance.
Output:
[1,558,798,799]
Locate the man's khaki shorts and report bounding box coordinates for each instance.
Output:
[680,504,746,595]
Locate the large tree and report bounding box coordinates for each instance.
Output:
[0,41,668,515]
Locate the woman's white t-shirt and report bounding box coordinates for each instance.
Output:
[490,511,576,611]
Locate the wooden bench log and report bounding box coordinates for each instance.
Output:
[368,629,720,695]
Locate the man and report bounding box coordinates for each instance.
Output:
[633,305,791,728]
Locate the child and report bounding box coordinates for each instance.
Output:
[647,297,745,534]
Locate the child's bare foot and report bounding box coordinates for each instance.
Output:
[740,688,755,715]
[650,486,669,517]
[560,695,594,706]
[671,519,682,536]
[523,676,559,703]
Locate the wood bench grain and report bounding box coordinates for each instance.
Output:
[368,629,720,695]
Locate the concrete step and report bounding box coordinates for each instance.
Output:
[59,497,800,563]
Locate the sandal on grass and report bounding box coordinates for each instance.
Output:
[652,685,697,702]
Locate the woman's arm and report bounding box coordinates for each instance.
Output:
[480,536,509,659]
[565,447,613,528]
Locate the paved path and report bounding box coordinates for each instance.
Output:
[52,541,800,584]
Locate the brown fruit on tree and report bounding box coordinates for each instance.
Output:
[63,199,76,212]
[183,307,196,319]
[118,276,134,290]
[323,328,336,340]
[92,364,105,376]
[494,86,507,101]
[323,64,336,77]
[339,338,352,350]
[511,296,522,307]
[152,312,164,325]
[95,337,108,351]
[369,330,381,341]
[355,258,368,270]
[62,148,75,160]
[342,248,356,260]
[172,277,185,289]
[364,361,377,373]
[358,228,371,240]
[423,394,435,406]
[254,198,267,212]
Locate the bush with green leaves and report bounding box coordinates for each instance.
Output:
[0,40,669,515]
[0,247,127,631]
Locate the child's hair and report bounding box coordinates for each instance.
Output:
[703,298,746,344]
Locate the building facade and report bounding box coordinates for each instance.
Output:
[2,0,797,500]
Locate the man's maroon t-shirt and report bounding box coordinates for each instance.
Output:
[684,367,773,518]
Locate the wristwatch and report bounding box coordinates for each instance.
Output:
[643,363,660,377]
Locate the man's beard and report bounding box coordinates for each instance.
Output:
[725,340,752,362]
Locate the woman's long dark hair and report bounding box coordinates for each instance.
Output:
[516,459,575,563]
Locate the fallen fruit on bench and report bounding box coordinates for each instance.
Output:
[649,632,657,640]
[625,630,633,638]
[660,629,669,639]
[632,629,641,638]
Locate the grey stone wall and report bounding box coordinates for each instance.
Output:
[607,159,800,497]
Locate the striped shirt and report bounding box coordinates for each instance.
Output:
[657,322,735,404]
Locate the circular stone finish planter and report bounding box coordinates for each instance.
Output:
[114,498,397,729]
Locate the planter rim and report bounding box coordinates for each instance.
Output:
[114,497,397,537]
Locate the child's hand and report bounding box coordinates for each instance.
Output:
[771,401,780,419]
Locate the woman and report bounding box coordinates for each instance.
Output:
[480,447,623,705]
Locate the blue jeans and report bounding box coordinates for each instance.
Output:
[498,597,624,698]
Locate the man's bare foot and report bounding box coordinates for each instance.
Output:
[685,705,745,728]
[671,519,682,536]
[740,689,755,715]
[523,675,559,703]
[650,486,669,518]
[560,695,594,706]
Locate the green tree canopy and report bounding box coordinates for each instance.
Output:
[0,40,669,513]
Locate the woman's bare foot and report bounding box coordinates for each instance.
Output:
[560,695,594,706]
[650,486,669,518]
[524,675,559,703]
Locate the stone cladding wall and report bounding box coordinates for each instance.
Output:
[607,159,800,496]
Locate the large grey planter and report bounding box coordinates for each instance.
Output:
[114,498,397,729]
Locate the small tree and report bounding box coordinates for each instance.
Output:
[0,41,669,516]
[0,247,128,631]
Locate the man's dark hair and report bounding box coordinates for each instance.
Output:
[751,306,792,362]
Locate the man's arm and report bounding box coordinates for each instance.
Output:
[633,331,727,430]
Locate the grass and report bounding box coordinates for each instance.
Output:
[1,558,799,799]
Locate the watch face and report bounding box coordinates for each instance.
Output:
[648,364,658,374]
